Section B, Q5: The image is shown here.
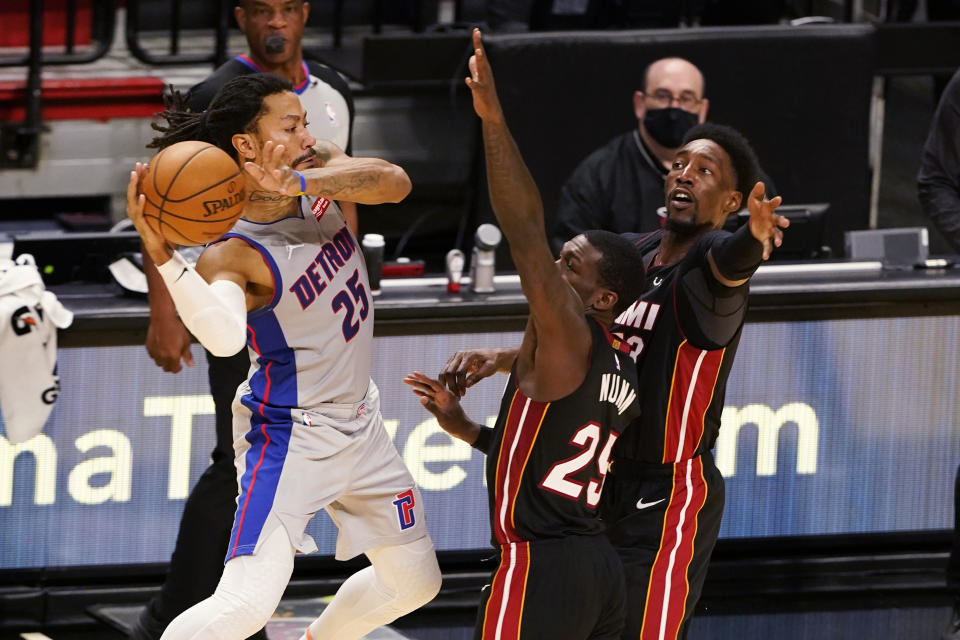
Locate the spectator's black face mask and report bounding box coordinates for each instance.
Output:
[643,107,699,149]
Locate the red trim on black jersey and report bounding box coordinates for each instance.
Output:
[639,456,708,640]
[480,542,531,639]
[492,391,549,544]
[662,341,724,463]
[600,320,633,355]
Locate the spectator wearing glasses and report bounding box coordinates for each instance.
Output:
[550,58,711,253]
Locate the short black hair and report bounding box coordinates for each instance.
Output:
[681,122,760,200]
[583,230,646,316]
[148,74,294,154]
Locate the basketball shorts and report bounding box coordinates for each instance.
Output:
[601,451,725,640]
[474,535,626,640]
[226,379,427,563]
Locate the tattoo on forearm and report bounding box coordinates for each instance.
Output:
[249,190,288,202]
[320,173,377,198]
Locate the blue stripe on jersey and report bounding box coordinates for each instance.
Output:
[220,236,295,560]
[244,308,300,413]
[227,309,298,560]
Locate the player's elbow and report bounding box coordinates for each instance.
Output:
[205,331,247,358]
[384,166,412,203]
[188,310,247,357]
[205,335,246,358]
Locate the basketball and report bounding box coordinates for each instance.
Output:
[141,140,246,246]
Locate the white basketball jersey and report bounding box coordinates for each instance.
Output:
[225,196,373,408]
[226,56,351,151]
[297,70,350,151]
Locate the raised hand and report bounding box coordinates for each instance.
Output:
[747,181,789,260]
[465,28,505,125]
[243,140,302,196]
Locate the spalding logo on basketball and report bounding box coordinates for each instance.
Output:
[202,179,245,218]
[141,140,246,246]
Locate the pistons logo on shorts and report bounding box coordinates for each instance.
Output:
[392,489,416,530]
[312,197,331,221]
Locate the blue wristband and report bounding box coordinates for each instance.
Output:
[291,170,307,196]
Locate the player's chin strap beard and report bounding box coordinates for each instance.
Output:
[664,216,713,238]
[292,148,316,167]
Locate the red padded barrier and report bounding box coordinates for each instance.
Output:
[0,0,93,47]
[0,77,165,121]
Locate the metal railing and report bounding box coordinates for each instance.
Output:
[0,0,117,67]
[124,0,232,67]
[1,0,116,168]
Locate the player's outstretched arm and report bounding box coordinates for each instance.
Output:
[404,372,484,446]
[466,28,591,393]
[679,182,788,349]
[243,140,411,205]
[707,181,788,287]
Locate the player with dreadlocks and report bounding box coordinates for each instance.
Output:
[127,73,440,640]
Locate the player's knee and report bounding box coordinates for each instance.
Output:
[395,551,441,611]
[372,536,442,613]
[212,585,278,633]
[241,593,279,629]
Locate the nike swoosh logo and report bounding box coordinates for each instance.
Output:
[636,497,665,510]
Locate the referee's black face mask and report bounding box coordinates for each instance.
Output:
[643,107,699,149]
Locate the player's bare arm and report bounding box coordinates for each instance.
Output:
[196,239,275,312]
[438,346,519,397]
[467,28,592,399]
[403,372,484,445]
[243,139,411,204]
[707,181,788,287]
[143,252,194,372]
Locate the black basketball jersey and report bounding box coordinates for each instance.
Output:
[485,318,640,545]
[612,229,748,464]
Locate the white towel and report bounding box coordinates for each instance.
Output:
[0,254,73,444]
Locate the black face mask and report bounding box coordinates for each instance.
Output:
[643,107,699,149]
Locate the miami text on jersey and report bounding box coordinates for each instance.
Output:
[613,299,663,359]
